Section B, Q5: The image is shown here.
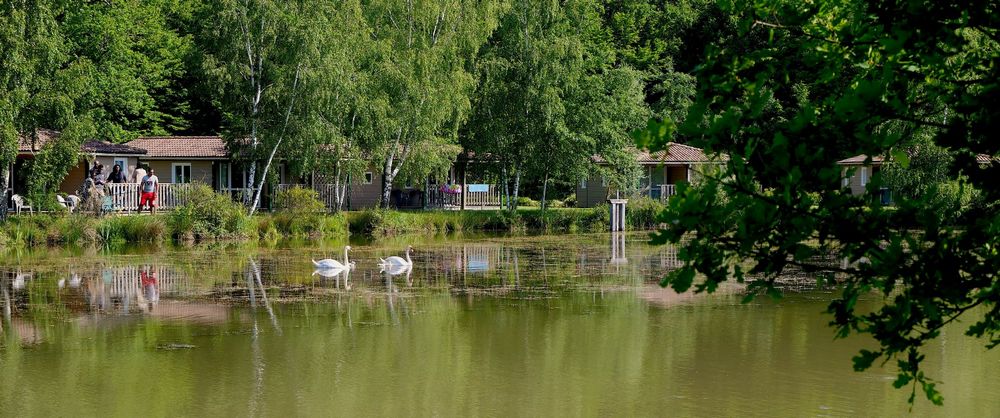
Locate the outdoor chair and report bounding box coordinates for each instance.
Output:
[57,195,76,213]
[11,194,33,214]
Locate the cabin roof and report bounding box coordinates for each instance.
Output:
[125,136,228,159]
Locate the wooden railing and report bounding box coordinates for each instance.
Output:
[658,184,676,201]
[427,184,502,209]
[103,183,197,211]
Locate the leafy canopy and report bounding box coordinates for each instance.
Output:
[635,0,1000,405]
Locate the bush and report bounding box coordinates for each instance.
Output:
[563,193,577,208]
[624,197,666,230]
[168,183,253,239]
[275,187,325,214]
[516,196,539,207]
[267,212,347,238]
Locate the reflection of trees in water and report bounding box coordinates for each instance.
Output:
[246,258,281,417]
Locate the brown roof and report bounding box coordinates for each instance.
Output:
[81,140,146,155]
[594,143,721,165]
[840,153,996,165]
[837,155,884,165]
[18,129,145,155]
[16,129,61,154]
[125,136,228,159]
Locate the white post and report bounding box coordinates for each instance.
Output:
[609,198,627,232]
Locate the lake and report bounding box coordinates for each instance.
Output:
[1,233,997,417]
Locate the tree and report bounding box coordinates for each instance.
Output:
[286,0,373,212]
[468,0,648,210]
[635,0,1000,405]
[0,0,97,215]
[200,0,309,215]
[61,0,199,141]
[361,0,504,208]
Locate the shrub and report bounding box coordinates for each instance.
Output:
[625,197,666,230]
[168,183,253,239]
[275,187,325,214]
[563,193,578,208]
[268,212,347,238]
[48,215,97,244]
[516,196,539,207]
[27,193,69,214]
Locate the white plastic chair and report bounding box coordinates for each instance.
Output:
[56,195,74,213]
[11,194,33,214]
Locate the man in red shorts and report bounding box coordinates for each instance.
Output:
[138,168,159,214]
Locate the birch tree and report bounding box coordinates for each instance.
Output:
[362,0,503,208]
[468,0,648,210]
[202,0,309,215]
[286,0,374,212]
[0,0,95,216]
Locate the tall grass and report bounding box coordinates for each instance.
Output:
[345,203,663,237]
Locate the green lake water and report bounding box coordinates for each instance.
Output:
[1,233,997,417]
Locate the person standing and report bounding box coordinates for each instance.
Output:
[138,168,159,214]
[108,164,126,183]
[131,163,147,183]
[92,164,106,186]
[132,164,147,211]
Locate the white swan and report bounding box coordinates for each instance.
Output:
[380,245,413,267]
[312,246,353,270]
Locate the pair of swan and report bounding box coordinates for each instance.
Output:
[312,245,414,270]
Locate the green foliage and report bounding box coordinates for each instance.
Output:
[516,196,539,208]
[168,183,253,239]
[97,215,168,244]
[362,0,504,207]
[275,187,325,214]
[346,207,648,237]
[467,0,650,209]
[635,0,1000,405]
[61,0,200,139]
[623,197,666,230]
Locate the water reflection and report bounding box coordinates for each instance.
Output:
[2,233,996,416]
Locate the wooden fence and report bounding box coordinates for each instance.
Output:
[104,183,197,211]
[427,184,502,209]
[278,183,503,210]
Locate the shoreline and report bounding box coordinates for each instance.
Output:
[0,207,661,250]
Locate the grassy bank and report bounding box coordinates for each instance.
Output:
[346,198,664,237]
[0,212,349,248]
[0,188,663,248]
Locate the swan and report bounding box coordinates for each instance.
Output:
[380,262,412,276]
[312,246,353,269]
[380,245,413,267]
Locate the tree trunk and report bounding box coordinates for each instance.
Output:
[332,162,341,213]
[511,168,521,212]
[501,165,509,212]
[338,173,348,211]
[248,65,302,216]
[541,171,549,212]
[381,157,394,209]
[0,165,8,221]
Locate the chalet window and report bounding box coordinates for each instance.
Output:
[601,176,608,187]
[172,163,192,184]
[580,178,587,189]
[860,167,869,187]
[363,172,374,185]
[217,163,231,190]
